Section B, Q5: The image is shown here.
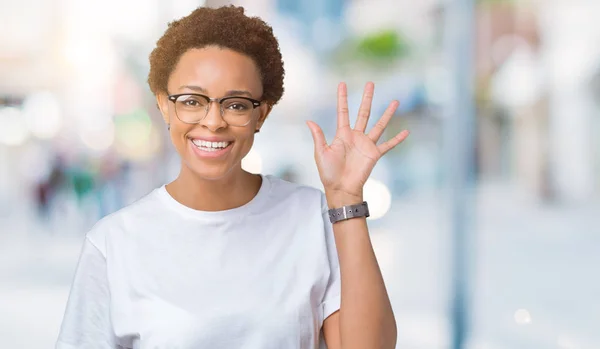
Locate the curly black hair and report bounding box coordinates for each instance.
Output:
[148,5,285,106]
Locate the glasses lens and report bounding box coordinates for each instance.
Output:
[222,98,254,126]
[174,94,209,123]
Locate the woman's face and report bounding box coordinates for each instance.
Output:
[157,46,270,180]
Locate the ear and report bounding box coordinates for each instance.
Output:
[256,102,273,131]
[155,93,170,125]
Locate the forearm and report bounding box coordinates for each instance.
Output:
[327,193,397,349]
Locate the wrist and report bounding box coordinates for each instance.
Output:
[325,189,364,208]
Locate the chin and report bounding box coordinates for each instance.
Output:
[183,159,237,181]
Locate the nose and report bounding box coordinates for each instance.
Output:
[201,101,228,131]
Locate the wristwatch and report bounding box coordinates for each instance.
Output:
[328,201,370,224]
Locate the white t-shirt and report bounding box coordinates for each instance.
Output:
[56,174,341,349]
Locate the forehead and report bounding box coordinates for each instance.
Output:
[168,46,263,97]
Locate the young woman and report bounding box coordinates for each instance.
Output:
[56,5,409,349]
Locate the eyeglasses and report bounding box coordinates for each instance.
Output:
[167,93,263,127]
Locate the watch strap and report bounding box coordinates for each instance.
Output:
[328,201,370,224]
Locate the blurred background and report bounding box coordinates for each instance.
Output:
[1,0,599,348]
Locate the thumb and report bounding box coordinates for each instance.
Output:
[306,121,327,153]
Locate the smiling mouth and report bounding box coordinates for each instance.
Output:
[190,139,233,152]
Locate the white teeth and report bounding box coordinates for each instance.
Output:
[192,139,230,150]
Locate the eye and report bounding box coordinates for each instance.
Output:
[224,98,252,111]
[184,100,200,107]
[227,103,248,111]
[176,95,207,109]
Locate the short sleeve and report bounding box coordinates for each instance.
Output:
[56,236,118,348]
[319,193,342,323]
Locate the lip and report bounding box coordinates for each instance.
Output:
[189,138,233,159]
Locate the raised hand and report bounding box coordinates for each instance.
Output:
[306,82,409,204]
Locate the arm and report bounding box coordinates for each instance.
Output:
[306,81,409,349]
[321,193,396,349]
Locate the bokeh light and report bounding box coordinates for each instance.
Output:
[22,92,63,139]
[364,178,392,220]
[0,107,29,146]
[514,309,532,325]
[114,109,159,160]
[80,121,115,152]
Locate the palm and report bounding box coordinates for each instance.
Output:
[307,82,409,197]
[319,127,379,193]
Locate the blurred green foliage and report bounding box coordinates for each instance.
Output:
[330,29,410,71]
[356,30,409,61]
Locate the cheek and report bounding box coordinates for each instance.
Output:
[235,133,255,160]
[234,120,261,159]
[169,124,193,151]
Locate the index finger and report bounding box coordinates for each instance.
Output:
[337,82,350,129]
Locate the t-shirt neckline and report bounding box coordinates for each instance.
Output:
[156,174,272,220]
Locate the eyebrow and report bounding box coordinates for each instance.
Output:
[179,85,254,98]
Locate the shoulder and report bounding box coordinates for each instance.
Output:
[86,187,163,256]
[265,175,327,213]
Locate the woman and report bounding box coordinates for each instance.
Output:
[56,5,409,349]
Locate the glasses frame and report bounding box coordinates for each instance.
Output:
[167,93,263,127]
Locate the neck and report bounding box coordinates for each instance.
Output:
[166,165,262,212]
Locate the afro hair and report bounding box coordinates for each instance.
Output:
[148,5,285,106]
